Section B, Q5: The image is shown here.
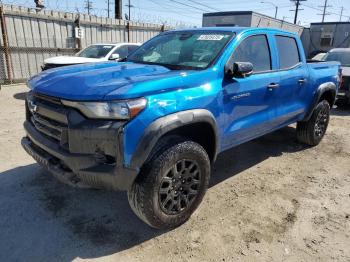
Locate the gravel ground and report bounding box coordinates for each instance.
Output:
[0,84,349,262]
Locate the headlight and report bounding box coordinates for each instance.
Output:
[62,98,147,120]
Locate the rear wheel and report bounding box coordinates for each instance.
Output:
[127,139,210,229]
[296,100,330,146]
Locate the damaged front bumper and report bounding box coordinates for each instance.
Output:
[21,93,138,191]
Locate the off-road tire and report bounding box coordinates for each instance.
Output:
[127,138,210,229]
[296,100,330,146]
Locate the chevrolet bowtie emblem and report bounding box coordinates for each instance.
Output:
[28,100,38,113]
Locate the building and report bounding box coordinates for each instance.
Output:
[306,22,350,57]
[201,11,318,56]
[202,11,304,35]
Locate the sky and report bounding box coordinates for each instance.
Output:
[2,0,350,27]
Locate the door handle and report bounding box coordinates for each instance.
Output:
[267,83,279,90]
[298,78,306,84]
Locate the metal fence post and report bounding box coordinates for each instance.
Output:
[0,5,12,83]
[74,14,82,50]
[127,22,130,43]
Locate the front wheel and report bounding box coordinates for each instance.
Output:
[296,100,330,146]
[127,140,210,229]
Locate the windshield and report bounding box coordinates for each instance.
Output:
[324,51,350,66]
[127,31,233,69]
[77,45,114,58]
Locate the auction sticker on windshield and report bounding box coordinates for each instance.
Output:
[197,35,225,41]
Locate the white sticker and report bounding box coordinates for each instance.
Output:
[103,46,113,49]
[197,35,224,41]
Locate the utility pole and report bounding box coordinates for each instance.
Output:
[115,0,122,19]
[125,0,134,20]
[128,0,131,20]
[318,0,331,23]
[290,0,306,25]
[261,1,278,19]
[107,0,110,18]
[85,0,93,15]
[340,6,344,22]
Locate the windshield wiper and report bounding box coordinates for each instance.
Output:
[127,60,199,70]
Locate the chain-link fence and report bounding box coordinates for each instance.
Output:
[0,4,168,85]
[1,38,78,84]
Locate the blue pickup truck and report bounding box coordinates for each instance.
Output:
[22,27,341,229]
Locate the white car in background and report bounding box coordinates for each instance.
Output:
[311,52,327,61]
[42,42,141,70]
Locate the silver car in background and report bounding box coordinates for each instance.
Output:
[323,48,350,105]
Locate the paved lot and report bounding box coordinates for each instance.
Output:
[0,84,349,262]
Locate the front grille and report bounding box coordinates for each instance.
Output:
[27,93,69,148]
[30,113,65,141]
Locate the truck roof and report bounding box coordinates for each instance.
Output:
[169,27,298,36]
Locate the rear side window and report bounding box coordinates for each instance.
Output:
[276,36,300,69]
[232,35,271,73]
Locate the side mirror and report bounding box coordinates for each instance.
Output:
[109,53,120,60]
[225,62,253,78]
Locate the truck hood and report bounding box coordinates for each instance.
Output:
[44,56,106,65]
[28,62,212,100]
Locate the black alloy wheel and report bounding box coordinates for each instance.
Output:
[158,159,201,215]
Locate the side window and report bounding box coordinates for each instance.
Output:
[112,45,128,59]
[232,35,271,73]
[276,36,301,69]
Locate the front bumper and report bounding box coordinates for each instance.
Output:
[22,93,138,191]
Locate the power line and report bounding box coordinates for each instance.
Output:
[169,0,213,13]
[145,0,201,18]
[186,0,221,12]
[301,3,350,19]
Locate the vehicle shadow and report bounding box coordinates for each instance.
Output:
[210,126,306,187]
[331,105,350,116]
[13,91,27,100]
[0,126,307,261]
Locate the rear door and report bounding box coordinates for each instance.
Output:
[272,35,310,125]
[222,33,281,150]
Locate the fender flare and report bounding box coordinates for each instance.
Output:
[303,82,336,121]
[129,109,220,170]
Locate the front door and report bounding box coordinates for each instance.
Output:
[221,34,280,150]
